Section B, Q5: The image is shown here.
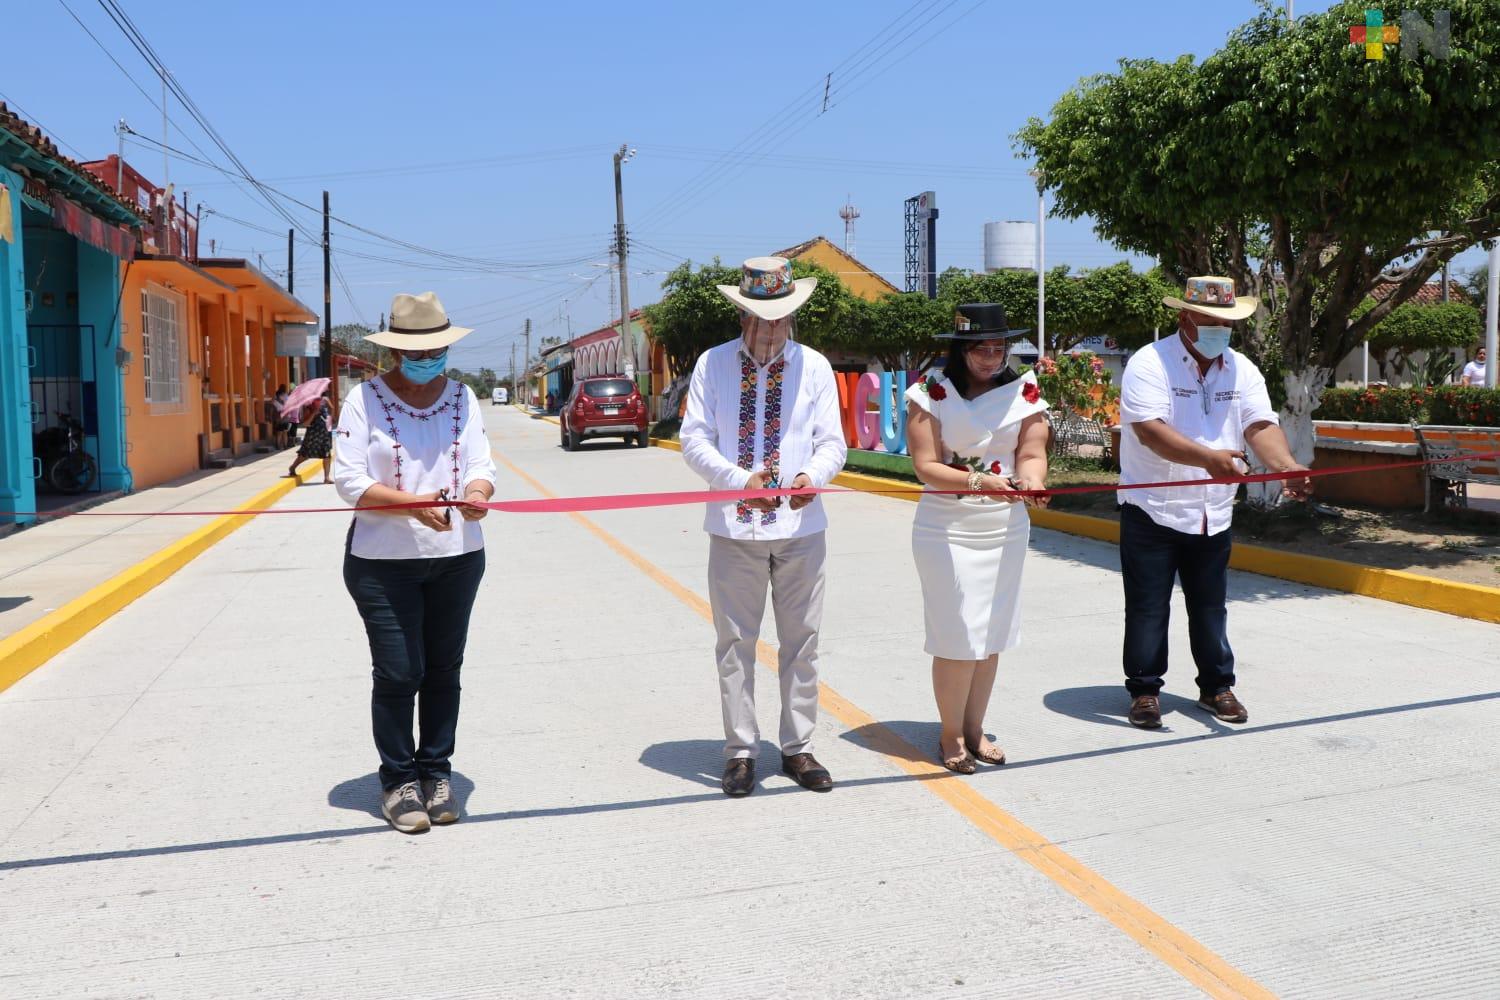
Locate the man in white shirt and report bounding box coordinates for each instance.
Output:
[681,256,848,797]
[1461,347,1487,386]
[1117,276,1312,730]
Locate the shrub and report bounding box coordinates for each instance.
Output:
[1313,386,1428,423]
[1428,386,1500,427]
[1315,385,1500,426]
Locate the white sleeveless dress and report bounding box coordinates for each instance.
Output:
[905,370,1049,659]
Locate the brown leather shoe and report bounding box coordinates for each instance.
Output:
[1198,689,1248,723]
[781,753,834,792]
[1128,694,1162,729]
[721,758,755,797]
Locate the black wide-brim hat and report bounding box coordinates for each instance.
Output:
[935,302,1031,341]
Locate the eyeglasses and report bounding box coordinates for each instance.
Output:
[965,344,1009,358]
[399,347,447,360]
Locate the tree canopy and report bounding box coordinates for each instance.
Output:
[937,262,1175,353]
[1016,0,1500,449]
[1364,300,1482,381]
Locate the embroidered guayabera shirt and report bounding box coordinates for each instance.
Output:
[681,338,847,541]
[1118,335,1278,536]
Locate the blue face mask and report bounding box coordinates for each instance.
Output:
[400,350,448,384]
[1193,326,1232,360]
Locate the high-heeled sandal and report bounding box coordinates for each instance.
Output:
[939,744,977,774]
[964,739,1006,765]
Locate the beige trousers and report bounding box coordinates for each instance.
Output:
[707,532,827,760]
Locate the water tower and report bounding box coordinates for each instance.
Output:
[839,196,860,257]
[984,220,1036,272]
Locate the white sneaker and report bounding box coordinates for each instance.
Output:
[381,781,431,834]
[421,776,459,824]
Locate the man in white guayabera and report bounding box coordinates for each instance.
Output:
[1116,276,1312,731]
[680,256,847,798]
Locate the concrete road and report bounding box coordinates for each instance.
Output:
[2,405,1497,999]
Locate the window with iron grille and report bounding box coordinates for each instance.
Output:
[141,286,184,406]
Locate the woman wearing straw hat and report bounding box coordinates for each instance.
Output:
[905,304,1051,773]
[333,292,497,834]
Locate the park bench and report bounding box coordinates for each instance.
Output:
[1052,411,1108,457]
[1412,423,1500,512]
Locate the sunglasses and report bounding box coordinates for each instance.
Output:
[399,347,448,360]
[965,343,1009,358]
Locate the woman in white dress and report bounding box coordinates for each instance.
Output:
[905,304,1050,774]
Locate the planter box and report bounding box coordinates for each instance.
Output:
[1311,438,1423,509]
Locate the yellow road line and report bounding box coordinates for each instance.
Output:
[0,460,326,695]
[495,448,1274,1000]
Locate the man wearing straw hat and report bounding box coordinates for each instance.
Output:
[681,256,848,798]
[1117,276,1312,730]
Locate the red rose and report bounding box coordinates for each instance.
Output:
[928,380,948,401]
[989,461,1002,474]
[1022,381,1040,404]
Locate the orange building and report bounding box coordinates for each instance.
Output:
[774,236,902,302]
[83,157,317,488]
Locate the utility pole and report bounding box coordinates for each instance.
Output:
[510,343,517,402]
[322,190,332,391]
[287,228,294,294]
[613,144,636,380]
[523,318,532,408]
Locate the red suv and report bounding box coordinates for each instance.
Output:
[561,377,649,450]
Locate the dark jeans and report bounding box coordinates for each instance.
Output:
[1119,503,1235,699]
[344,546,486,790]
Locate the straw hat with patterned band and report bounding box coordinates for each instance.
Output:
[716,256,817,321]
[936,303,1031,341]
[1163,276,1258,322]
[365,291,474,350]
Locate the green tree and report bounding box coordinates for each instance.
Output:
[1016,0,1500,464]
[844,292,952,371]
[640,259,741,379]
[936,263,1174,353]
[1366,301,1482,382]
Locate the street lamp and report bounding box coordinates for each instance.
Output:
[1029,169,1046,360]
[612,145,637,380]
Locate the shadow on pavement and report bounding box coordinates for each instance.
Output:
[8,690,1495,873]
[1042,684,1231,733]
[639,739,783,789]
[328,771,477,820]
[0,596,33,613]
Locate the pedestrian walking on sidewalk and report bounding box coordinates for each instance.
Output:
[288,389,335,484]
[681,256,848,798]
[333,292,496,834]
[906,304,1051,774]
[1117,277,1312,730]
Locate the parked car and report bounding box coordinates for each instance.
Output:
[491,386,509,405]
[561,377,649,450]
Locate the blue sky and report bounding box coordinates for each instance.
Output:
[13,0,1471,374]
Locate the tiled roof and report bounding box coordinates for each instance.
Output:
[773,235,903,296]
[1369,280,1471,305]
[0,101,146,222]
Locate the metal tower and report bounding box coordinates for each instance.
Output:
[839,196,860,258]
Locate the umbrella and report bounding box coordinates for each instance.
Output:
[279,378,330,418]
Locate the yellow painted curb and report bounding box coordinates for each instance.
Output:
[0,459,327,695]
[650,437,680,453]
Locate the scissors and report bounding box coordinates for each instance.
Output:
[437,488,452,525]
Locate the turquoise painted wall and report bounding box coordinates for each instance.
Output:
[0,166,37,522]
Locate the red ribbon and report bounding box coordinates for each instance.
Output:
[3,451,1494,519]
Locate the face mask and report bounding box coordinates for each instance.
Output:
[1193,326,1231,360]
[400,350,448,384]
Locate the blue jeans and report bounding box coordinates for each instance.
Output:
[1119,503,1235,699]
[344,547,486,790]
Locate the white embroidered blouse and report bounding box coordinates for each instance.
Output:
[333,376,497,560]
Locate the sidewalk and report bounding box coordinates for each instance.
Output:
[0,453,325,640]
[2,408,1498,998]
